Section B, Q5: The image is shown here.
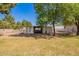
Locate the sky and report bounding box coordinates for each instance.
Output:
[0,3,37,25]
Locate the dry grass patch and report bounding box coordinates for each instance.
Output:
[0,36,79,55]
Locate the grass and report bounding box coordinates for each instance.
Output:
[0,35,79,56]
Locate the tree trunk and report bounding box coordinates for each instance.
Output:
[75,20,79,35]
[53,21,55,36]
[44,22,47,34]
[76,23,79,35]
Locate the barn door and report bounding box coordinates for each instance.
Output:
[34,26,42,34]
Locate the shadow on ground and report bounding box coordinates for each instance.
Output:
[10,33,54,40]
[9,33,76,40]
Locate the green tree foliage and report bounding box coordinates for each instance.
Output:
[15,20,32,29]
[34,3,59,36]
[35,3,48,25]
[0,20,11,29]
[35,3,79,35]
[0,3,16,14]
[0,4,32,30]
[22,20,32,27]
[3,14,16,29]
[58,3,79,35]
[63,15,75,26]
[36,17,48,26]
[0,3,16,29]
[72,4,79,35]
[4,14,15,24]
[15,22,22,29]
[0,20,4,28]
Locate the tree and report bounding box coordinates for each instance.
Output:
[49,4,60,36]
[3,14,15,28]
[58,3,79,35]
[36,17,48,26]
[16,21,22,29]
[0,20,3,28]
[35,3,59,36]
[73,4,79,35]
[35,3,79,35]
[0,3,16,14]
[35,4,49,26]
[22,20,32,27]
[35,4,49,34]
[3,14,15,24]
[16,20,32,29]
[0,3,16,29]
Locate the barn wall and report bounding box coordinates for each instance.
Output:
[26,27,34,34]
[65,25,77,34]
[42,27,53,34]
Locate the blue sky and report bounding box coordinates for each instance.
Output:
[0,3,37,25]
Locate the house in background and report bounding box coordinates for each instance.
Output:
[20,25,77,35]
[0,25,77,36]
[21,26,53,35]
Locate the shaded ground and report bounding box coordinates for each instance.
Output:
[10,32,75,40]
[0,35,79,56]
[10,33,54,40]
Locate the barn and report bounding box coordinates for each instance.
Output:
[21,26,53,35]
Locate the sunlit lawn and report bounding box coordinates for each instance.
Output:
[0,35,79,56]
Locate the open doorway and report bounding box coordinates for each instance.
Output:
[34,26,42,34]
